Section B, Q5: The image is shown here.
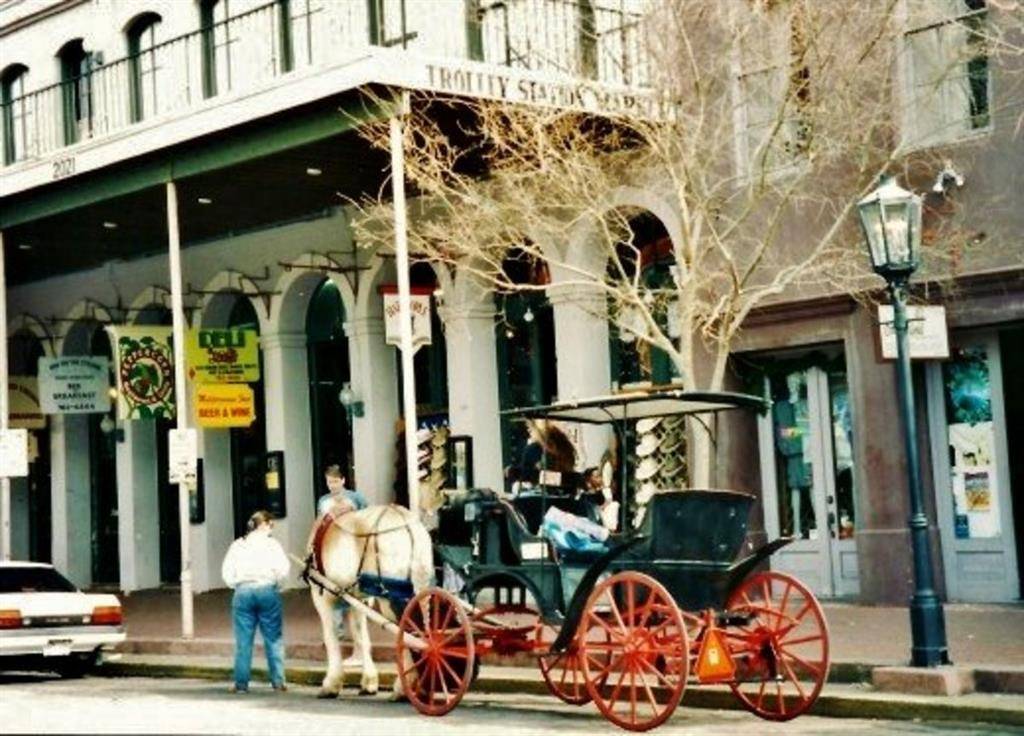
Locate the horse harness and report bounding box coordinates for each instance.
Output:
[308,504,417,591]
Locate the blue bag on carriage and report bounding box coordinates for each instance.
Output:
[540,506,609,555]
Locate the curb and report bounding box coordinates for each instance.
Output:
[98,660,1024,728]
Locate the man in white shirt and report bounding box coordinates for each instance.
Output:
[222,510,291,692]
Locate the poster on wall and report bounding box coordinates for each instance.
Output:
[943,346,1000,540]
[7,376,45,429]
[381,287,432,354]
[194,383,256,428]
[106,326,175,421]
[186,328,260,383]
[38,356,111,414]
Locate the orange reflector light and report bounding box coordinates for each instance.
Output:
[90,606,123,626]
[0,609,23,629]
[695,628,735,683]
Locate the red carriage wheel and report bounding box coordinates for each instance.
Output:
[724,571,830,721]
[578,572,689,732]
[396,588,476,717]
[536,622,610,706]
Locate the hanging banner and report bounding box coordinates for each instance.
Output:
[186,328,260,383]
[381,286,433,354]
[194,383,256,428]
[38,356,111,415]
[107,326,176,420]
[8,376,45,429]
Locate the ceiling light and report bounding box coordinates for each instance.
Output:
[17,243,32,251]
[103,221,118,229]
[197,197,213,205]
[306,167,322,176]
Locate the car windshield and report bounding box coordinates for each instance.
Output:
[0,567,78,593]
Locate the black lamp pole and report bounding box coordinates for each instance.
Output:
[858,175,949,667]
[888,277,950,667]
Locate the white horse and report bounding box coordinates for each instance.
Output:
[308,504,433,698]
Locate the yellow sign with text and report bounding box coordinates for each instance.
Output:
[186,328,260,383]
[194,384,256,428]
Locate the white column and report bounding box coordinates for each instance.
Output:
[260,331,314,587]
[115,422,160,591]
[0,231,9,560]
[442,304,504,492]
[549,284,613,466]
[165,181,193,638]
[196,426,233,591]
[49,415,91,587]
[389,100,422,516]
[345,317,398,505]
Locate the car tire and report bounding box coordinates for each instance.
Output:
[56,651,98,679]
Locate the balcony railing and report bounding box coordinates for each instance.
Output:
[1,0,649,168]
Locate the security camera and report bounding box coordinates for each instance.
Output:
[932,161,965,194]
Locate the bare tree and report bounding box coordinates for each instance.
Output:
[350,0,1020,487]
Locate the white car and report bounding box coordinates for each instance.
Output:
[0,561,126,677]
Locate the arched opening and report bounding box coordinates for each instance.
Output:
[7,330,51,562]
[406,263,449,418]
[56,38,93,145]
[199,0,229,99]
[125,12,163,123]
[1,63,29,165]
[305,278,351,500]
[87,327,119,584]
[608,212,679,389]
[226,297,268,538]
[133,304,179,584]
[495,249,557,475]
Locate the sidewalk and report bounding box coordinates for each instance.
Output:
[115,586,1024,666]
[100,586,1024,726]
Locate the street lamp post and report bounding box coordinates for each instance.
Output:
[857,176,950,667]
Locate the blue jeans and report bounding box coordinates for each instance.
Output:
[231,584,285,689]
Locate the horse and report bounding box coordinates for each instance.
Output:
[307,503,434,698]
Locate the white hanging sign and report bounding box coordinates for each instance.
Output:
[878,305,950,360]
[382,290,433,354]
[0,429,29,478]
[168,428,198,486]
[38,356,111,415]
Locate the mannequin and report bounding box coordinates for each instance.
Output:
[772,372,813,538]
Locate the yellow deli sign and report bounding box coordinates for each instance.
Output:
[194,384,256,428]
[186,328,260,383]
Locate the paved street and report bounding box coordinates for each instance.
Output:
[0,675,1020,735]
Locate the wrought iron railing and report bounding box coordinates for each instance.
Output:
[1,0,649,168]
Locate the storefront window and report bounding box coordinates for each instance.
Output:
[829,370,856,539]
[942,346,1001,539]
[770,370,816,540]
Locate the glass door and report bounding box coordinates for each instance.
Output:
[758,362,860,598]
[927,332,1020,602]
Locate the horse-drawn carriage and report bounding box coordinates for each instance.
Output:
[303,390,830,732]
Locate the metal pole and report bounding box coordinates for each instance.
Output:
[0,231,10,560]
[390,91,421,518]
[166,181,194,639]
[891,281,949,667]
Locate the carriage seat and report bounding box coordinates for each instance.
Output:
[511,492,601,536]
[632,489,754,564]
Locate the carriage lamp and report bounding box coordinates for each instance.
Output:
[99,414,124,443]
[338,382,364,418]
[857,176,949,668]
